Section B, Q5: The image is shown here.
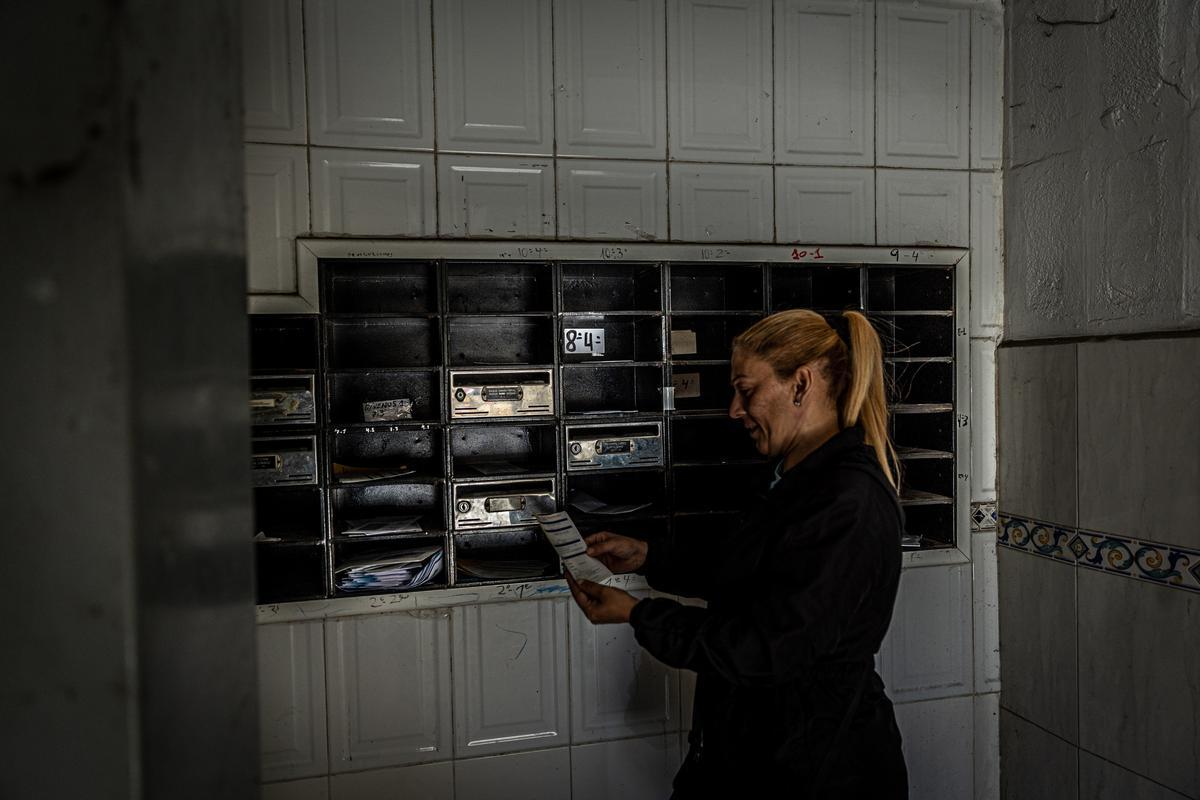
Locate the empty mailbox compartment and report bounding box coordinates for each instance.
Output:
[561,364,663,416]
[566,469,666,519]
[672,463,770,514]
[448,316,554,366]
[670,264,763,311]
[868,267,954,312]
[668,314,759,361]
[331,425,443,481]
[566,420,664,470]
[251,374,317,426]
[450,368,554,418]
[252,435,318,487]
[669,364,734,412]
[452,477,557,530]
[876,314,954,359]
[327,317,439,369]
[256,543,327,603]
[561,262,662,312]
[900,504,954,547]
[250,315,319,372]
[452,422,558,478]
[447,262,554,313]
[453,528,559,584]
[771,265,863,311]
[254,486,324,542]
[332,480,445,538]
[323,260,439,314]
[898,457,954,506]
[329,370,440,424]
[670,415,760,465]
[887,359,954,406]
[891,409,955,455]
[561,314,663,363]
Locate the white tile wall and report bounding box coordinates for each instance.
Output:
[877,168,969,246]
[970,11,1004,170]
[305,0,434,150]
[325,611,453,771]
[450,599,570,757]
[257,621,328,782]
[242,0,306,144]
[244,144,309,295]
[970,338,997,501]
[310,149,435,236]
[774,0,874,166]
[876,4,970,169]
[775,166,875,244]
[329,761,453,800]
[971,531,1001,691]
[436,0,554,154]
[568,596,679,743]
[557,160,668,241]
[438,155,556,239]
[262,777,329,800]
[879,564,973,702]
[970,171,1004,335]
[454,748,572,800]
[974,692,1000,800]
[555,0,666,158]
[894,695,975,799]
[570,735,681,800]
[669,0,772,162]
[670,163,774,241]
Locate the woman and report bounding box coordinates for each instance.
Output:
[566,309,909,798]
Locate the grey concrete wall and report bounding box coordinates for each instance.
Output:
[0,3,257,798]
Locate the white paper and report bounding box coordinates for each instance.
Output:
[341,515,424,536]
[670,329,697,355]
[534,510,614,585]
[569,490,651,517]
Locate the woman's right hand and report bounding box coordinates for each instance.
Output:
[584,532,648,574]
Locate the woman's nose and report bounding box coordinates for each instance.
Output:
[729,394,744,419]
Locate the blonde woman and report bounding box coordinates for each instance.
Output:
[567,310,908,799]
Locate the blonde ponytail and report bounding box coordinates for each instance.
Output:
[732,309,900,490]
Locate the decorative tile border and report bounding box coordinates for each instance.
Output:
[999,513,1200,594]
[971,501,998,531]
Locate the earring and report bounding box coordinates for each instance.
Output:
[793,395,803,406]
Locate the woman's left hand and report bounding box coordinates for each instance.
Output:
[565,573,640,624]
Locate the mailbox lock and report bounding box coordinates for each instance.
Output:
[456,500,471,513]
[454,388,466,402]
[569,442,582,455]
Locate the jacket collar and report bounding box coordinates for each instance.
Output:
[770,426,866,495]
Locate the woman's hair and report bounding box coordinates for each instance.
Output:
[732,309,899,490]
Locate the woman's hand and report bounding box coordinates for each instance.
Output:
[566,573,640,624]
[584,531,648,573]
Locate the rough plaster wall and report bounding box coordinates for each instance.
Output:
[1006,0,1200,338]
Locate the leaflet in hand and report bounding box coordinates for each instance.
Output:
[534,510,614,585]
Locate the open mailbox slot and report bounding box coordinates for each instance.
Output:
[565,420,663,471]
[452,422,557,478]
[452,477,556,530]
[450,368,554,419]
[670,415,760,465]
[562,364,663,415]
[250,374,316,426]
[252,435,318,487]
[454,528,559,584]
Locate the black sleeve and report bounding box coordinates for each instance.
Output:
[629,489,888,686]
[639,515,743,599]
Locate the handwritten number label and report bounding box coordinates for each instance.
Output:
[564,328,605,357]
[790,247,825,261]
[889,248,921,262]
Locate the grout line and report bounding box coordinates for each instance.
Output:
[998,327,1200,348]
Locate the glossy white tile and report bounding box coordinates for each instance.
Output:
[775,166,875,244]
[325,611,452,772]
[877,168,969,246]
[309,149,435,237]
[305,0,433,149]
[894,695,974,800]
[436,0,553,154]
[669,163,773,242]
[969,171,1003,335]
[438,155,556,239]
[669,0,772,162]
[970,11,1003,169]
[557,159,668,241]
[774,0,874,166]
[568,596,679,743]
[257,621,328,781]
[878,563,973,702]
[570,735,681,800]
[450,599,570,756]
[970,338,997,501]
[242,0,306,144]
[555,0,666,158]
[971,530,1000,692]
[877,4,970,168]
[454,748,571,800]
[261,777,329,800]
[245,144,309,295]
[1000,710,1078,800]
[974,693,1000,800]
[328,761,453,800]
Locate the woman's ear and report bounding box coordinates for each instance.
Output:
[792,366,810,406]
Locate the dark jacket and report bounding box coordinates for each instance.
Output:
[630,426,909,798]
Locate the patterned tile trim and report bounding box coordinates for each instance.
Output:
[971,501,998,531]
[999,513,1200,594]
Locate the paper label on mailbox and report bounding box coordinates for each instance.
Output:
[670,329,698,355]
[672,371,701,399]
[564,328,605,357]
[535,511,614,585]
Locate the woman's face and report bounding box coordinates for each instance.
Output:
[728,351,800,458]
